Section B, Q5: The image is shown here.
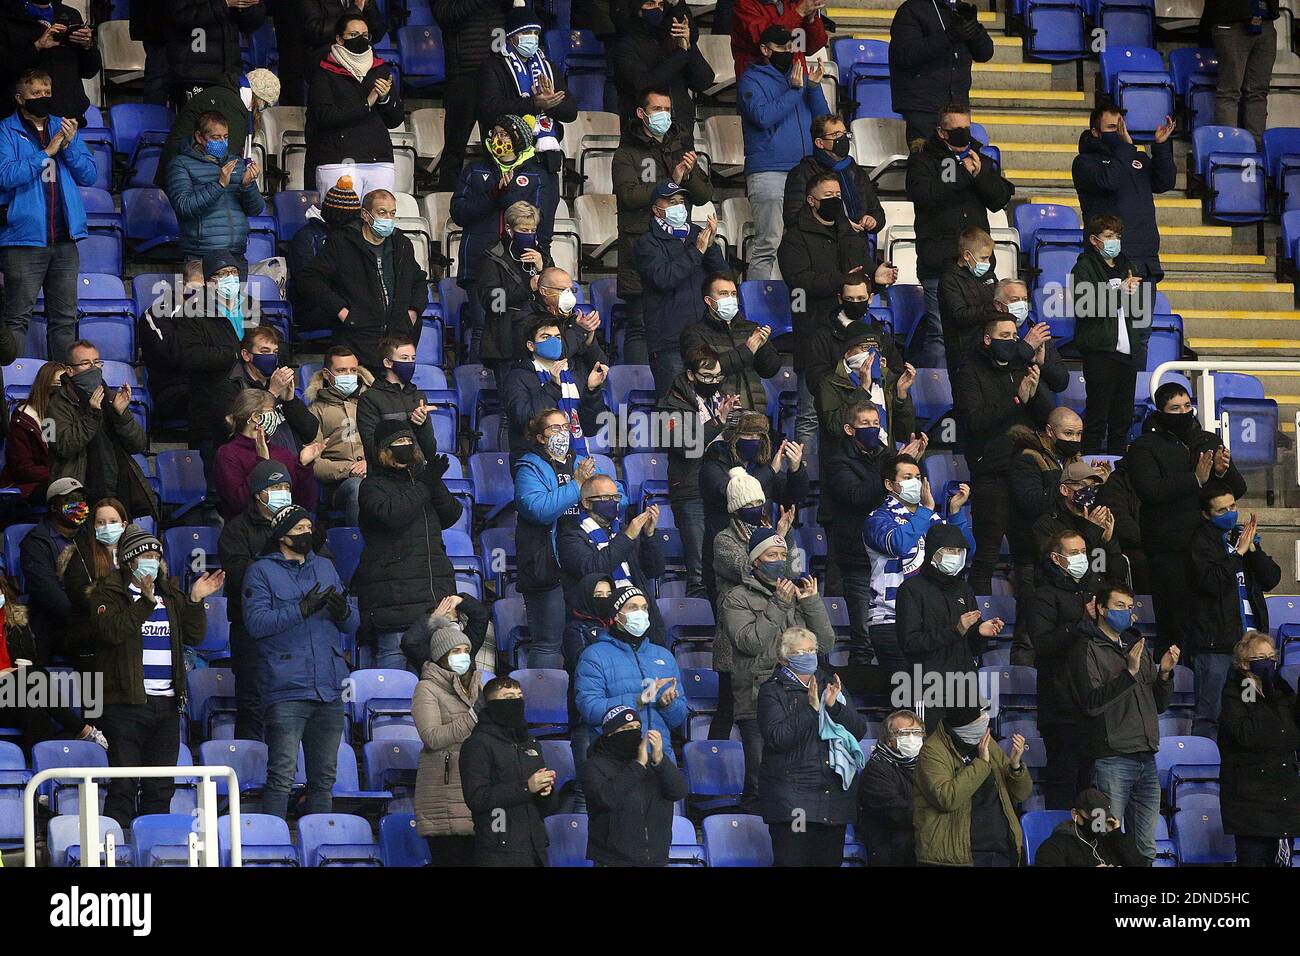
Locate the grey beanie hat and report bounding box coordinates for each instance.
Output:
[427,614,467,663]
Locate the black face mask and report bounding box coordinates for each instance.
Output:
[1155,409,1198,440]
[22,96,52,119]
[283,532,313,555]
[1053,437,1082,459]
[768,51,794,73]
[817,196,844,223]
[342,35,372,54]
[591,594,615,622]
[71,366,103,398]
[841,300,871,322]
[604,729,642,760]
[828,136,851,159]
[693,379,720,399]
[943,126,971,148]
[987,338,1020,364]
[485,697,528,735]
[390,443,416,465]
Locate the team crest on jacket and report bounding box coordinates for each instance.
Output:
[516,175,529,187]
[1132,160,1143,169]
[97,605,106,615]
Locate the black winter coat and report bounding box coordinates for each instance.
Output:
[129,0,169,43]
[579,743,689,866]
[1217,665,1300,837]
[355,377,431,464]
[938,262,997,370]
[304,53,404,177]
[1034,819,1146,866]
[896,564,987,680]
[1007,425,1071,532]
[952,342,1055,478]
[287,219,331,334]
[177,309,243,444]
[19,519,74,657]
[1187,520,1280,654]
[0,1,100,124]
[656,373,730,504]
[757,666,869,825]
[500,358,608,457]
[804,311,904,390]
[433,0,509,77]
[167,0,265,88]
[905,135,1014,278]
[1031,497,1125,579]
[821,434,889,570]
[1013,564,1098,724]
[783,154,887,231]
[451,156,558,288]
[679,311,782,413]
[459,717,556,866]
[557,516,668,648]
[888,0,994,116]
[218,502,273,627]
[300,0,388,53]
[474,240,553,363]
[857,747,917,866]
[634,223,729,355]
[1072,131,1176,267]
[475,53,578,151]
[608,15,713,132]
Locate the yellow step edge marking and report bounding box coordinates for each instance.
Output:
[975,114,1092,125]
[997,142,1084,152]
[832,7,998,20]
[1268,394,1300,404]
[971,90,1089,100]
[1160,226,1234,237]
[1003,169,1072,179]
[1180,310,1300,319]
[972,62,1053,73]
[1027,194,1203,209]
[1162,254,1269,264]
[1159,281,1292,292]
[852,32,1023,45]
[1187,337,1300,348]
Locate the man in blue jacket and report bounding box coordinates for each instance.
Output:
[164,111,265,288]
[243,504,358,820]
[737,25,829,281]
[0,68,96,365]
[575,585,689,763]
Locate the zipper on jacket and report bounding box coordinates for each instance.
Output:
[444,751,451,785]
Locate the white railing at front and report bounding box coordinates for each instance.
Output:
[1151,360,1300,437]
[23,765,241,867]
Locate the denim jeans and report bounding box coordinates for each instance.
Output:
[331,476,364,528]
[1213,19,1278,140]
[97,696,181,829]
[262,698,345,819]
[1192,652,1233,741]
[795,375,819,457]
[1,242,79,363]
[374,630,416,674]
[649,347,685,403]
[677,498,707,598]
[745,171,788,281]
[737,716,763,809]
[621,294,649,366]
[909,274,947,370]
[842,567,876,666]
[524,585,567,669]
[1093,753,1160,862]
[228,622,264,741]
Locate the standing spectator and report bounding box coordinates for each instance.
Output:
[905,105,1014,369]
[613,86,712,364]
[858,709,924,866]
[501,316,610,457]
[298,189,428,374]
[888,0,993,144]
[0,69,96,364]
[354,336,433,463]
[804,271,903,387]
[712,474,795,605]
[681,273,782,413]
[0,1,101,126]
[1126,382,1246,654]
[176,252,248,454]
[166,0,266,106]
[1029,462,1125,582]
[155,69,280,188]
[165,112,265,287]
[610,2,713,133]
[1007,408,1084,556]
[88,526,218,828]
[19,477,87,657]
[0,360,62,501]
[580,704,689,867]
[59,496,131,668]
[636,181,728,396]
[1203,0,1279,143]
[737,26,829,281]
[1070,582,1179,863]
[760,627,868,866]
[459,675,558,867]
[400,594,489,673]
[301,0,386,54]
[48,341,156,519]
[1218,631,1300,867]
[304,13,403,196]
[266,1,307,106]
[731,0,828,79]
[475,201,553,370]
[288,177,362,336]
[306,346,372,527]
[243,505,355,819]
[431,0,509,190]
[205,325,321,459]
[355,420,461,671]
[213,388,323,520]
[813,328,917,447]
[1188,484,1280,739]
[412,608,483,866]
[1033,787,1147,866]
[937,227,997,373]
[782,113,886,233]
[1072,108,1176,286]
[130,0,172,106]
[498,265,606,368]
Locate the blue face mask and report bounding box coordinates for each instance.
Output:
[1105,608,1133,634]
[1100,238,1122,259]
[250,352,279,377]
[369,217,395,238]
[264,489,293,513]
[132,558,161,582]
[663,204,689,228]
[735,505,766,526]
[534,336,564,361]
[216,275,241,299]
[786,652,818,675]
[514,33,539,58]
[757,558,789,582]
[854,425,882,450]
[204,138,229,161]
[620,610,651,638]
[1209,510,1238,531]
[968,259,990,278]
[589,498,620,523]
[331,373,358,396]
[390,360,416,385]
[96,522,124,546]
[736,438,761,462]
[646,110,672,136]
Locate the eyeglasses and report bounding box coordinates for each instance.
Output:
[541,423,567,435]
[586,494,619,503]
[694,373,724,384]
[68,358,104,370]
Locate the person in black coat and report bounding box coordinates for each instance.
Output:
[474,202,553,369]
[678,272,782,413]
[1187,483,1281,740]
[1125,382,1248,655]
[782,113,887,232]
[400,593,491,668]
[288,176,362,334]
[1218,631,1300,867]
[19,479,86,659]
[297,201,428,374]
[896,522,1002,730]
[1034,787,1147,867]
[300,0,386,53]
[1030,462,1128,588]
[857,708,922,866]
[803,272,904,389]
[888,0,993,143]
[459,675,558,867]
[432,0,511,189]
[579,703,688,866]
[499,266,607,367]
[937,227,997,372]
[354,335,437,463]
[166,0,266,105]
[0,0,101,126]
[355,419,462,672]
[129,0,172,106]
[609,0,713,133]
[758,627,869,866]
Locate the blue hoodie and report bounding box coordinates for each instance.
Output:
[737,63,830,175]
[242,550,359,706]
[575,629,688,762]
[0,111,96,247]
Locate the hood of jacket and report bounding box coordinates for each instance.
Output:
[1077,128,1113,156]
[305,365,375,403]
[571,570,616,625]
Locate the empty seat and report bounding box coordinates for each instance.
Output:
[702,813,773,867]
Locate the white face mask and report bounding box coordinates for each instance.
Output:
[1060,552,1089,580]
[896,477,922,505]
[846,351,870,371]
[951,716,989,744]
[935,550,966,576]
[1007,300,1030,324]
[556,288,577,315]
[546,431,570,460]
[713,295,739,322]
[894,734,923,758]
[447,652,472,676]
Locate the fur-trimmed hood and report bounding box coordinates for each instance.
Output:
[305,365,375,403]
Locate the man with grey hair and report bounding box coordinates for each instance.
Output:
[992,278,1068,391]
[859,708,924,865]
[475,200,554,371]
[499,264,606,369]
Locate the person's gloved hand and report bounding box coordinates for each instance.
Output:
[299,584,328,619]
[428,453,451,479]
[324,588,351,623]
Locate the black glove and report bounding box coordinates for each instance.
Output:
[299,584,328,619]
[428,453,450,480]
[955,0,978,19]
[957,14,981,39]
[324,588,351,623]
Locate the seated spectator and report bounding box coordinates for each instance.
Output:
[737,26,830,281]
[1188,483,1280,739]
[306,346,373,527]
[1033,787,1146,867]
[0,69,96,364]
[475,201,553,374]
[719,528,833,807]
[19,477,85,658]
[814,327,917,446]
[88,525,218,829]
[500,265,605,365]
[59,496,130,665]
[165,0,265,106]
[154,68,280,187]
[888,0,992,143]
[805,271,903,387]
[355,335,434,463]
[759,626,868,866]
[401,594,491,673]
[858,708,924,866]
[938,227,997,372]
[213,388,322,520]
[48,340,155,518]
[355,420,461,672]
[0,2,101,126]
[1031,462,1125,581]
[460,675,558,867]
[1219,631,1300,867]
[164,111,265,287]
[732,0,828,78]
[783,113,886,233]
[501,316,609,457]
[287,176,362,335]
[305,13,403,196]
[914,705,1032,867]
[299,188,428,374]
[610,6,714,134]
[215,326,321,459]
[580,704,688,867]
[452,114,558,297]
[679,272,781,413]
[0,359,63,501]
[635,181,728,397]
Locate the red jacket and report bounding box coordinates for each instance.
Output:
[212,434,319,520]
[0,406,51,500]
[731,0,829,79]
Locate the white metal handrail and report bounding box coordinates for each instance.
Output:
[1150,360,1300,436]
[23,765,241,868]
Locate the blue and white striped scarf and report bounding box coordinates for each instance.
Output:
[536,360,588,458]
[579,514,633,587]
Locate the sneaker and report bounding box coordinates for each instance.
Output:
[83,727,109,750]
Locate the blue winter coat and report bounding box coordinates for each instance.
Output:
[164,141,265,258]
[513,450,621,593]
[633,222,730,355]
[737,64,829,175]
[575,630,689,762]
[0,111,96,247]
[242,550,358,707]
[451,157,558,288]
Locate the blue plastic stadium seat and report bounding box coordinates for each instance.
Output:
[362,739,420,791]
[738,280,793,337]
[702,813,773,867]
[1097,0,1154,48]
[508,668,570,727]
[544,813,593,867]
[1172,805,1234,864]
[350,669,419,739]
[684,740,745,810]
[379,813,431,867]
[219,813,298,866]
[1192,126,1267,223]
[198,739,268,797]
[398,25,446,86]
[273,190,320,242]
[1025,0,1087,62]
[122,187,180,254]
[130,813,196,867]
[109,103,174,159]
[297,813,382,866]
[1020,809,1071,864]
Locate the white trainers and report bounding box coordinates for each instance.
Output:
[83,727,109,750]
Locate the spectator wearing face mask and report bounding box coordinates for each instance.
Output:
[896,523,1001,731]
[1033,786,1146,866]
[501,265,606,367]
[859,708,924,866]
[0,359,62,502]
[1219,631,1300,867]
[711,468,795,607]
[306,346,373,527]
[214,388,323,520]
[20,478,90,658]
[502,317,610,459]
[289,176,362,335]
[354,336,436,464]
[154,69,281,188]
[1031,462,1125,580]
[783,114,886,234]
[0,2,102,128]
[937,227,996,372]
[1187,483,1280,740]
[209,325,321,460]
[177,252,253,455]
[804,272,903,388]
[814,327,917,448]
[865,456,974,680]
[476,201,554,372]
[679,273,781,414]
[58,497,131,668]
[992,277,1067,391]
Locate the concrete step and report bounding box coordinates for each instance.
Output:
[1189,336,1300,357]
[1002,168,1188,190]
[849,30,1027,64]
[969,62,1056,91]
[973,112,1093,145]
[1022,193,1209,228]
[1160,253,1274,274]
[1163,281,1296,314]
[830,6,1003,26]
[992,143,1190,174]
